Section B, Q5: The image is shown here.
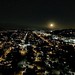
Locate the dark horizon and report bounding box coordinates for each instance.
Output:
[0,0,75,30]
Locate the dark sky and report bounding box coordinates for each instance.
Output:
[0,0,75,30]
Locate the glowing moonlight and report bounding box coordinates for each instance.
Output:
[50,24,54,27]
[48,23,55,29]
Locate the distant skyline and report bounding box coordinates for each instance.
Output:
[0,0,75,30]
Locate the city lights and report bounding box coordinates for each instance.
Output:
[0,29,75,75]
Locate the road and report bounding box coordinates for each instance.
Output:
[33,32,53,46]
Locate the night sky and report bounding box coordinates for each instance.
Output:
[0,0,75,30]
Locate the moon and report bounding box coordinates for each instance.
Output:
[47,23,55,29]
[50,24,54,29]
[50,24,54,27]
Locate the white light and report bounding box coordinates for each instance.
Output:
[50,24,54,27]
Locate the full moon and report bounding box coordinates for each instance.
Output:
[50,24,54,27]
[47,23,55,29]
